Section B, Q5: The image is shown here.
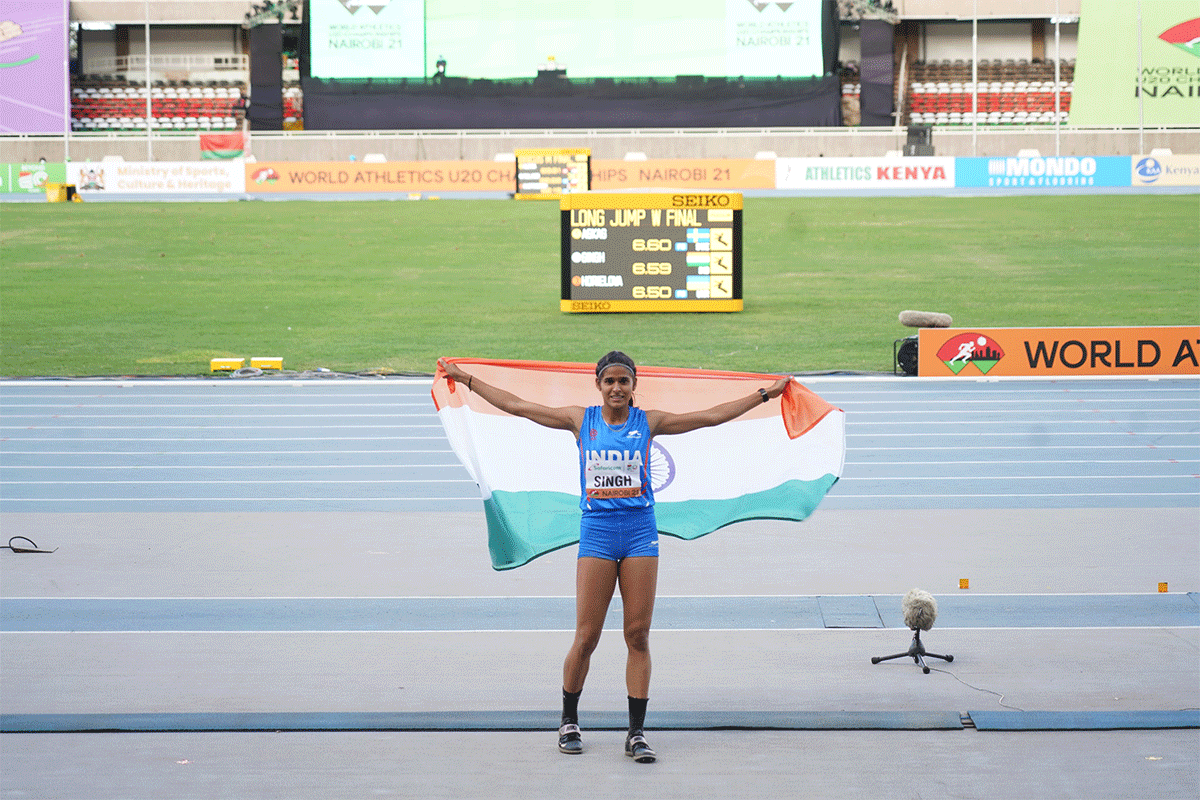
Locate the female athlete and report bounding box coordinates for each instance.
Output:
[438,352,789,763]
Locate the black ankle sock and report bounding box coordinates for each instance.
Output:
[562,688,582,725]
[627,696,648,735]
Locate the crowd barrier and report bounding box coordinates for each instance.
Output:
[5,154,1197,197]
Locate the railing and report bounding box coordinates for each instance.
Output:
[84,54,248,77]
[3,126,1196,163]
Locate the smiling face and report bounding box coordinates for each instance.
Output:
[596,365,636,415]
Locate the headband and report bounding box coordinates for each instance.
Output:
[595,352,636,377]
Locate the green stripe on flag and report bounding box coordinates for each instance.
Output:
[482,476,840,570]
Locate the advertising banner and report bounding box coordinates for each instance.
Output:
[955,156,1131,189]
[243,159,775,194]
[917,327,1200,378]
[0,161,66,193]
[1132,153,1200,187]
[71,161,246,194]
[775,157,955,190]
[1071,0,1200,127]
[592,159,776,191]
[0,0,68,134]
[246,160,515,193]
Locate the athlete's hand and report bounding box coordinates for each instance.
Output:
[438,358,470,385]
[765,376,791,400]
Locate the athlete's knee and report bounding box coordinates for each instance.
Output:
[624,623,651,653]
[573,625,604,656]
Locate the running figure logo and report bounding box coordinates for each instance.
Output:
[935,332,1006,375]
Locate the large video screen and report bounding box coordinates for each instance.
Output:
[0,0,69,134]
[308,0,825,81]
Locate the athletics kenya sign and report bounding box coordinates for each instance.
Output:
[917,326,1200,377]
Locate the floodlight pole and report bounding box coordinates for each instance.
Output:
[1054,0,1060,156]
[970,0,977,157]
[145,0,153,161]
[1136,0,1145,154]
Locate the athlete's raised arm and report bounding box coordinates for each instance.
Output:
[646,376,791,437]
[438,358,585,435]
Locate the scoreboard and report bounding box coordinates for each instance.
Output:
[514,148,591,200]
[560,192,742,313]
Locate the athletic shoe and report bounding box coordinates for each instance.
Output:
[625,732,656,763]
[558,723,583,754]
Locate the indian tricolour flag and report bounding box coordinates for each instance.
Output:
[432,358,845,570]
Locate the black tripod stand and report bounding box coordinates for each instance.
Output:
[871,628,953,674]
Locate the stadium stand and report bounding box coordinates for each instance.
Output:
[71,80,243,132]
[905,59,1075,127]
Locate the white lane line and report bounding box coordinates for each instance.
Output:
[847,431,1198,437]
[0,497,485,503]
[0,424,447,430]
[0,450,456,455]
[0,437,450,442]
[2,479,479,485]
[1,493,1191,502]
[843,460,1200,465]
[846,418,1199,425]
[1,465,468,470]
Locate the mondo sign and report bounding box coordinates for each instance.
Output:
[917,327,1200,377]
[560,193,742,313]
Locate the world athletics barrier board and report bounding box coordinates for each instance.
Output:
[917,326,1200,378]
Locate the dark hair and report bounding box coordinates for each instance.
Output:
[595,350,636,377]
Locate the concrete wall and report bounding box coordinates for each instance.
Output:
[4,128,1196,165]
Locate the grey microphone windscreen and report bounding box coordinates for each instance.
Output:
[902,588,938,631]
[899,310,953,328]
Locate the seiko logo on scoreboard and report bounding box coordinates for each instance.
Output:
[671,194,733,208]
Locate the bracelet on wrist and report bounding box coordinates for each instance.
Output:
[757,388,769,404]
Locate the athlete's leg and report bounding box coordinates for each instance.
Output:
[563,556,619,693]
[617,555,658,698]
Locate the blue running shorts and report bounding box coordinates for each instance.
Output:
[578,506,659,561]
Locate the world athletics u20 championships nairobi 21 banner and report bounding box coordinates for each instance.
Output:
[0,0,68,133]
[1070,0,1200,126]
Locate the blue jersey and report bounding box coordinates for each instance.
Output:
[578,405,654,512]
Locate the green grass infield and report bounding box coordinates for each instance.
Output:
[1,194,1195,377]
